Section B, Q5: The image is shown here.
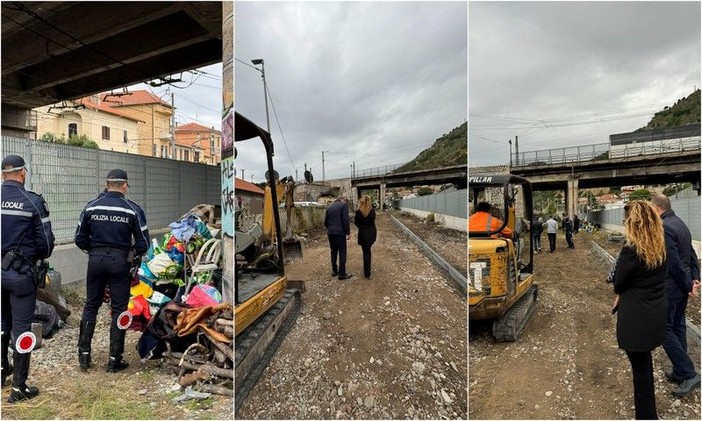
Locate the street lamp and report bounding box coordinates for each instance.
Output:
[251,59,271,134]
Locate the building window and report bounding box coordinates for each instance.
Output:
[68,123,77,137]
[210,134,215,152]
[152,144,157,157]
[161,145,168,158]
[102,126,110,140]
[184,150,190,161]
[123,130,128,144]
[194,151,200,162]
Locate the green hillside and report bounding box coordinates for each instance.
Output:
[395,122,467,172]
[639,89,700,130]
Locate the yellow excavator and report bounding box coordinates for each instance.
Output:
[234,112,304,413]
[468,174,537,341]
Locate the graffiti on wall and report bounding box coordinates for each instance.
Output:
[221,106,234,236]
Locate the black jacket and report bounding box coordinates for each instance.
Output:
[1,180,55,261]
[613,245,667,352]
[75,191,149,255]
[531,220,543,237]
[324,200,350,236]
[660,209,699,299]
[354,209,377,247]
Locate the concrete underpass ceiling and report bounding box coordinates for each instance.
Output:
[2,1,223,109]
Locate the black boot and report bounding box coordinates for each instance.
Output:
[1,331,13,386]
[78,320,95,370]
[8,352,38,403]
[106,324,128,373]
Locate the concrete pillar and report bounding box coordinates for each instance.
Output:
[380,183,386,209]
[567,177,578,218]
[221,1,233,303]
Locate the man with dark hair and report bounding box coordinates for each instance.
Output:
[563,213,575,249]
[651,193,701,397]
[1,155,55,403]
[75,169,149,373]
[573,213,581,234]
[469,201,512,237]
[324,196,351,280]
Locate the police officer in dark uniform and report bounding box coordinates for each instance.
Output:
[1,155,55,403]
[75,169,149,372]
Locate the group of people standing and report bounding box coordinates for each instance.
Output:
[531,213,580,253]
[2,154,148,403]
[324,195,377,280]
[610,195,700,419]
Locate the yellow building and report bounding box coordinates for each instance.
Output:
[35,96,142,153]
[174,122,222,165]
[99,90,174,158]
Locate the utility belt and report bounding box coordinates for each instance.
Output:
[89,247,129,259]
[1,250,49,288]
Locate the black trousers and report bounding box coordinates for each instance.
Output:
[82,254,130,323]
[1,268,36,342]
[328,234,347,276]
[565,231,574,248]
[548,233,556,252]
[626,350,658,420]
[361,244,372,278]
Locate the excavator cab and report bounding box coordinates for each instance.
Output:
[468,174,537,341]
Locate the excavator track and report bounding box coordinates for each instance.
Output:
[492,284,538,342]
[235,288,302,413]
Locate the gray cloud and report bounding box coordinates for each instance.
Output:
[235,1,467,183]
[469,1,701,166]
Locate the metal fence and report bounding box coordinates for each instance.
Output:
[398,188,467,219]
[586,195,701,240]
[353,162,406,178]
[513,137,700,167]
[2,136,221,244]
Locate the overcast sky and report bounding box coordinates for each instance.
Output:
[128,63,223,131]
[235,1,467,183]
[469,1,701,167]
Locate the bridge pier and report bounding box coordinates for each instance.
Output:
[567,177,579,218]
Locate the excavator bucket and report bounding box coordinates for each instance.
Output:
[283,238,303,261]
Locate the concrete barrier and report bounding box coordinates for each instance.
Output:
[396,208,466,232]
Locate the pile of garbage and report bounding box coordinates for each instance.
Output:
[128,205,232,396]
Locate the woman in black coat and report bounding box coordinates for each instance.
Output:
[354,195,377,279]
[611,200,667,420]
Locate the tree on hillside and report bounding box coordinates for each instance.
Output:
[629,189,651,201]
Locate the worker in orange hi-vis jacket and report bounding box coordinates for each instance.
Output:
[468,202,513,237]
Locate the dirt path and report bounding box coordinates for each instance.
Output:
[237,213,467,419]
[469,231,701,420]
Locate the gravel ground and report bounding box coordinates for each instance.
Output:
[394,212,467,278]
[469,230,701,420]
[237,212,467,419]
[1,287,233,420]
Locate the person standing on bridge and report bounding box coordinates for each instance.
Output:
[325,196,351,280]
[354,195,377,279]
[611,200,667,420]
[75,169,149,373]
[545,215,558,252]
[651,194,701,398]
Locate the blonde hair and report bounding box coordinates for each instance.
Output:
[624,200,665,269]
[358,195,372,217]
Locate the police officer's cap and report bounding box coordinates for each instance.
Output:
[1,155,26,173]
[106,169,129,184]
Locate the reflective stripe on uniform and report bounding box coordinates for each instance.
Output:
[41,216,51,224]
[140,225,148,231]
[2,209,33,218]
[85,205,136,215]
